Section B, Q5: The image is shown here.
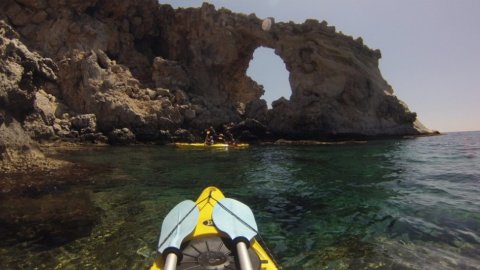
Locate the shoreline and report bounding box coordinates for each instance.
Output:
[40,130,443,149]
[1,132,443,195]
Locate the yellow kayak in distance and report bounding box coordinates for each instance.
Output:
[174,143,249,148]
[150,186,280,270]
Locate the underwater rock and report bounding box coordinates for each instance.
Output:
[0,191,99,247]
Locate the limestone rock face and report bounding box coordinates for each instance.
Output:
[0,20,57,120]
[108,128,135,145]
[245,99,268,124]
[71,114,97,133]
[57,49,184,139]
[34,90,58,125]
[0,21,58,171]
[0,0,435,157]
[152,57,190,91]
[157,3,433,137]
[0,114,45,171]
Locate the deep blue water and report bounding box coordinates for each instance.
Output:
[1,131,479,269]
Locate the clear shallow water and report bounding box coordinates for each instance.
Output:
[1,132,479,269]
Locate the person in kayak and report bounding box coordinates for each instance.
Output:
[223,122,237,145]
[216,133,225,143]
[204,126,216,145]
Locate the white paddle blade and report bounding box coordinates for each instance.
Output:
[158,200,199,253]
[212,198,258,241]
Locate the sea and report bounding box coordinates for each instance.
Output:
[1,131,479,269]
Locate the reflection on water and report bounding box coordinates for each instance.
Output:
[1,132,479,269]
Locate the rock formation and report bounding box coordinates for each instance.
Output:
[156,4,434,138]
[0,0,435,170]
[0,20,57,172]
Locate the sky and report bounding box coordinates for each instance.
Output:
[159,0,480,132]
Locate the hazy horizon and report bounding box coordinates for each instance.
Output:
[159,0,480,132]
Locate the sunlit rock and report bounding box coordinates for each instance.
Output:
[0,0,436,167]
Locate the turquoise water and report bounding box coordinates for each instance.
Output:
[1,132,479,269]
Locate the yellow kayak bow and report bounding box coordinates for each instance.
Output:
[150,186,279,270]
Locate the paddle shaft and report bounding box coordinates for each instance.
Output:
[164,253,178,270]
[236,241,253,270]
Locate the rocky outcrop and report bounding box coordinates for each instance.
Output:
[156,4,434,138]
[0,114,42,171]
[108,128,135,145]
[0,19,104,173]
[0,0,436,170]
[0,191,99,246]
[0,20,57,119]
[0,20,59,172]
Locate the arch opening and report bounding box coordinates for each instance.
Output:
[246,47,292,108]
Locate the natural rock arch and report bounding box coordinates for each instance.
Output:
[0,0,433,142]
[0,0,437,172]
[157,3,428,137]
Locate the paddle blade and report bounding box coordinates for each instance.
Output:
[212,198,258,241]
[158,200,199,253]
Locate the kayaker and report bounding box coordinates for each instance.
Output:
[216,133,225,143]
[205,133,214,145]
[226,130,235,145]
[204,131,213,145]
[223,122,236,145]
[204,126,216,145]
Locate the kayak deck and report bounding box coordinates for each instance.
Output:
[174,143,249,148]
[150,187,279,270]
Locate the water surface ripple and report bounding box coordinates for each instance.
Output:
[1,132,479,269]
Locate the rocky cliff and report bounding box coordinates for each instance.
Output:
[156,4,435,138]
[0,20,62,172]
[0,0,434,170]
